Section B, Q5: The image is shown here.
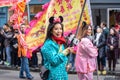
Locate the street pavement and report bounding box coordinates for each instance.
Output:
[0,69,118,80]
[0,53,120,80]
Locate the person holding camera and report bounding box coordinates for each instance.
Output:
[0,23,14,66]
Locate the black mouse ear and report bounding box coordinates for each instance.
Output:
[59,16,63,23]
[82,21,87,27]
[81,21,87,30]
[49,16,54,24]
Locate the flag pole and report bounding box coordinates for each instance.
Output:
[27,2,30,23]
[75,0,87,37]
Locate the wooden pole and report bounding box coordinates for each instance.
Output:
[75,0,87,37]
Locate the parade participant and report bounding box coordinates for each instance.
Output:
[75,22,98,80]
[17,24,33,80]
[41,16,72,80]
[107,28,118,71]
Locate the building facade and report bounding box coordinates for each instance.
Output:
[0,7,8,27]
[0,0,120,27]
[91,0,120,27]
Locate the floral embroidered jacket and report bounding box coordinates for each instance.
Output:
[41,39,68,80]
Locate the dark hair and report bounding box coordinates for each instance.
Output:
[45,16,64,40]
[4,23,9,27]
[101,21,106,27]
[109,27,118,36]
[20,23,26,27]
[82,21,87,30]
[10,27,14,32]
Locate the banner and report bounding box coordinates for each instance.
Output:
[46,0,93,35]
[26,0,93,51]
[0,0,18,7]
[25,3,49,50]
[81,0,93,25]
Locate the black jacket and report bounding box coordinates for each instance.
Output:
[94,32,106,58]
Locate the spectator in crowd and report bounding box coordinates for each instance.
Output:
[11,29,19,67]
[100,22,109,40]
[115,22,120,32]
[31,48,39,68]
[100,21,109,74]
[41,16,73,80]
[0,23,14,66]
[75,22,98,80]
[118,28,120,61]
[17,24,33,80]
[0,27,5,64]
[94,27,106,75]
[68,52,76,72]
[107,28,118,71]
[115,22,120,63]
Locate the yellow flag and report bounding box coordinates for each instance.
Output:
[26,0,93,51]
[26,9,47,50]
[46,0,92,35]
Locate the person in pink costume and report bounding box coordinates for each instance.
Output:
[75,22,98,80]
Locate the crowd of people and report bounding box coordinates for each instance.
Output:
[0,16,120,80]
[94,22,120,75]
[0,23,39,68]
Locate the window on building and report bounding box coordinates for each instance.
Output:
[30,4,42,20]
[0,7,7,27]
